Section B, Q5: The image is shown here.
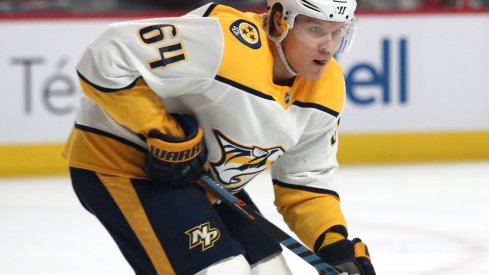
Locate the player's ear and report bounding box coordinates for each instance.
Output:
[272,10,285,37]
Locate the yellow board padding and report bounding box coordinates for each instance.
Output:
[1,131,489,177]
[338,131,489,164]
[0,143,67,177]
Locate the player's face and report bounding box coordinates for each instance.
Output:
[283,15,344,80]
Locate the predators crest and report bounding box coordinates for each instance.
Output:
[210,129,285,192]
[229,19,261,49]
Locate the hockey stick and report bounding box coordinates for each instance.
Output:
[197,175,341,275]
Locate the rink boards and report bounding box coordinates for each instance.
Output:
[1,12,488,176]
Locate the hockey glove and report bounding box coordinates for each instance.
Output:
[318,237,376,275]
[144,114,208,185]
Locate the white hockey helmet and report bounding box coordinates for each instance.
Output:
[267,0,358,53]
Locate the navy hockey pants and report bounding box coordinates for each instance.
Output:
[70,167,282,275]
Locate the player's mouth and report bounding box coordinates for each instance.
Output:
[313,59,329,66]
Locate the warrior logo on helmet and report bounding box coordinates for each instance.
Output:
[336,6,347,15]
[210,129,284,192]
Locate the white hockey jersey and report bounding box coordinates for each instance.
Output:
[64,3,348,250]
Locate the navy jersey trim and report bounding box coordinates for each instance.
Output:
[272,179,339,198]
[74,123,146,152]
[77,70,139,93]
[215,75,274,101]
[202,3,218,17]
[293,101,339,118]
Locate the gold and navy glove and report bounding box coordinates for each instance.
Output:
[144,114,208,185]
[318,234,376,275]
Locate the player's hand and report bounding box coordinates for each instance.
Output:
[318,237,376,275]
[144,114,208,185]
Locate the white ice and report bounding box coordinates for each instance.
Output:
[1,162,488,275]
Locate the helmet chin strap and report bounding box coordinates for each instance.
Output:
[269,29,298,77]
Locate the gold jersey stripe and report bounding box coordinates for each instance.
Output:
[63,127,147,178]
[97,174,175,275]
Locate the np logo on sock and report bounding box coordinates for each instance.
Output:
[230,19,261,49]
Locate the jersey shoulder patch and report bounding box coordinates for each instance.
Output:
[229,19,261,49]
[209,6,273,96]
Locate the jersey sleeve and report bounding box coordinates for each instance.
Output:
[76,11,224,136]
[270,117,347,250]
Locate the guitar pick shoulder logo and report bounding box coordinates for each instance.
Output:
[210,129,284,192]
[230,19,261,49]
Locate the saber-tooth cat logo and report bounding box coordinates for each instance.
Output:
[210,129,285,192]
[185,222,220,251]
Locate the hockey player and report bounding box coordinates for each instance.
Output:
[63,0,376,274]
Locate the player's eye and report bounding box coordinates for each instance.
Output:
[309,26,324,36]
[332,29,343,37]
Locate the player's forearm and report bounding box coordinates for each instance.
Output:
[273,184,347,250]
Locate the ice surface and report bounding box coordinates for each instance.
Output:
[1,162,488,275]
